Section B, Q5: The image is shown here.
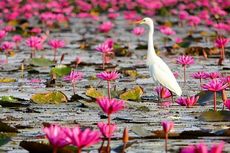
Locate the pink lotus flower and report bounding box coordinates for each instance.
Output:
[177,55,194,84]
[96,71,119,81]
[180,142,224,153]
[97,122,116,138]
[191,71,208,87]
[12,35,22,43]
[178,10,189,20]
[161,121,174,153]
[0,30,7,40]
[180,143,207,153]
[48,39,65,50]
[95,42,113,53]
[175,37,183,44]
[3,25,15,32]
[132,27,145,36]
[64,71,83,94]
[205,72,221,80]
[191,71,208,80]
[95,39,113,69]
[161,121,174,134]
[177,55,194,66]
[48,39,65,61]
[97,70,119,99]
[43,124,70,152]
[0,41,14,52]
[224,99,230,110]
[160,26,176,36]
[26,36,43,58]
[65,126,101,153]
[202,79,228,92]
[155,86,171,99]
[215,37,229,65]
[31,27,42,34]
[187,16,201,27]
[202,79,228,111]
[210,142,224,153]
[96,97,125,116]
[215,37,229,48]
[98,21,113,33]
[176,96,199,107]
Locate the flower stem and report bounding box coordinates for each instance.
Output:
[102,53,105,69]
[183,66,186,85]
[107,81,111,99]
[99,140,105,153]
[53,147,57,153]
[165,133,168,153]
[77,148,82,153]
[54,49,57,62]
[199,78,202,90]
[214,91,217,111]
[72,82,76,95]
[107,114,111,153]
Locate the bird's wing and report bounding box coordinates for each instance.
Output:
[149,57,182,96]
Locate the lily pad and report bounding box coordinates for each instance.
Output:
[31,91,68,104]
[51,65,71,77]
[197,91,222,106]
[85,87,104,99]
[0,134,11,146]
[0,96,29,107]
[20,141,74,153]
[199,110,230,122]
[0,78,16,83]
[119,86,143,101]
[30,58,54,67]
[0,121,18,133]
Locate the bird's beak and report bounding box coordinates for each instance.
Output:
[133,20,143,24]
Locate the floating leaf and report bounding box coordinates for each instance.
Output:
[0,77,16,83]
[0,121,18,133]
[30,58,54,67]
[114,46,131,57]
[0,96,29,107]
[0,96,17,103]
[0,134,11,146]
[131,125,152,137]
[121,68,138,78]
[31,91,68,104]
[199,110,230,122]
[119,86,143,101]
[85,87,104,99]
[197,91,222,106]
[51,65,71,77]
[20,141,74,153]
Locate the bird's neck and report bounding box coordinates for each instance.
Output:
[147,24,156,58]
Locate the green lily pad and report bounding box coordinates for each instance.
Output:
[0,96,17,103]
[85,87,104,99]
[0,134,11,146]
[30,58,54,67]
[51,65,71,77]
[199,110,230,122]
[119,86,143,101]
[0,96,29,107]
[31,91,68,104]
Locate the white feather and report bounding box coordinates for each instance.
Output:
[141,17,182,96]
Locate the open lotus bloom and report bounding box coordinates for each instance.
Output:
[96,71,120,81]
[176,96,199,107]
[180,142,224,153]
[155,86,171,99]
[96,97,125,115]
[97,122,117,138]
[43,124,70,148]
[176,55,194,66]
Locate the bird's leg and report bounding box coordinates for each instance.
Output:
[169,90,174,103]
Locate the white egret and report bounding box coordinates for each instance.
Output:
[138,17,182,98]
